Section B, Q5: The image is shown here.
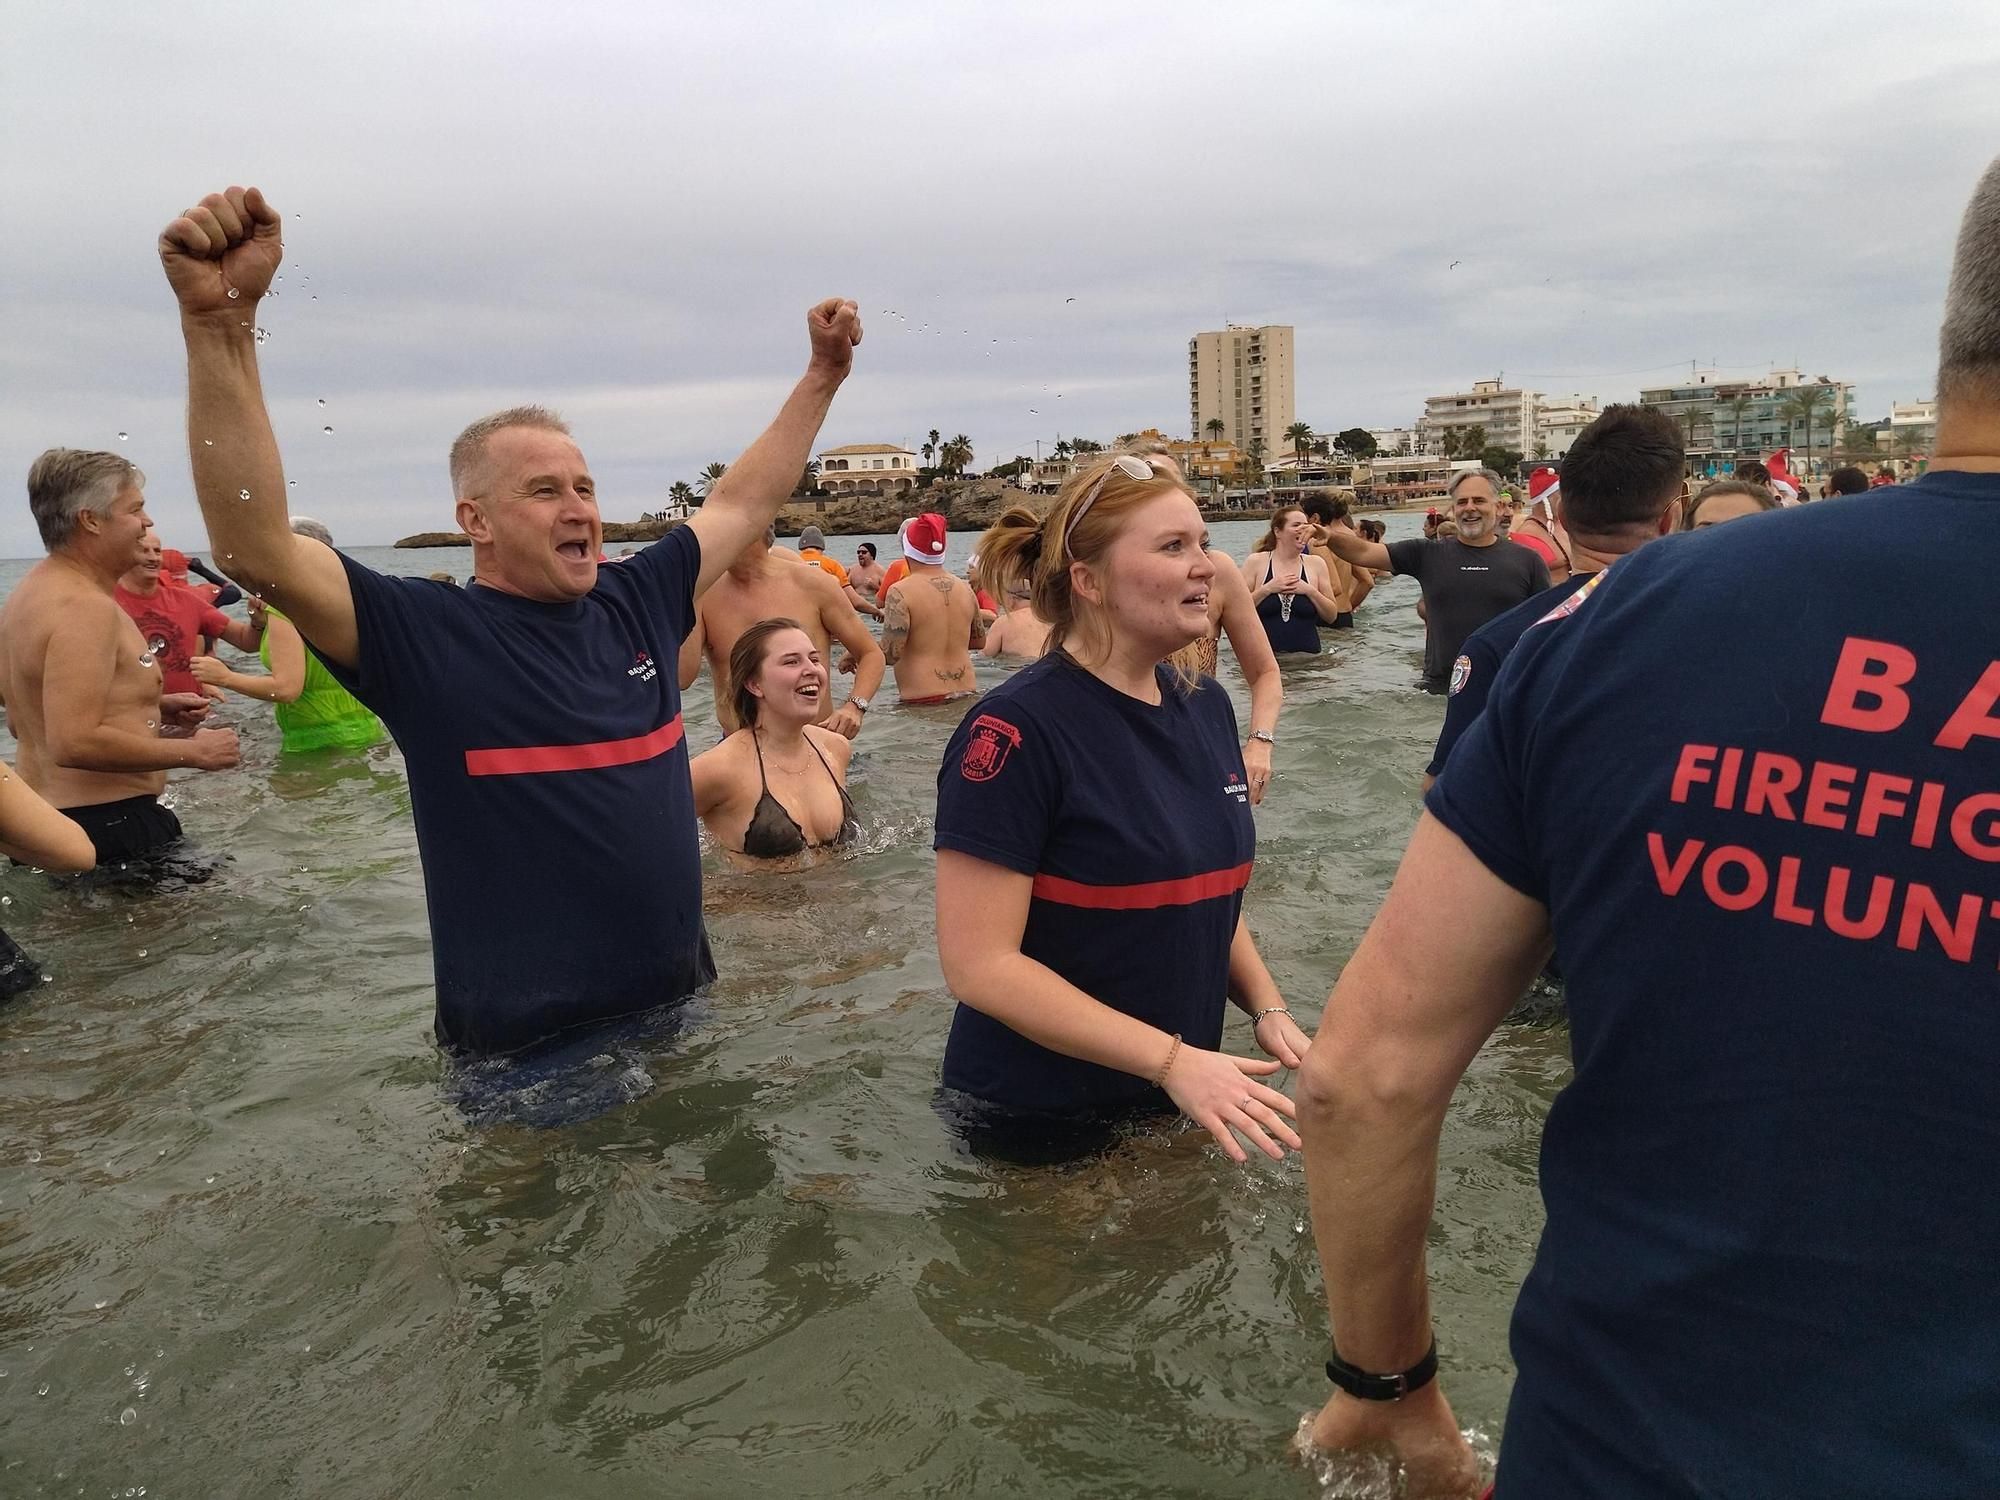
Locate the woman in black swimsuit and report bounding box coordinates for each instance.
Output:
[690,618,858,864]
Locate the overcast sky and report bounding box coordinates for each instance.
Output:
[3,1,1996,554]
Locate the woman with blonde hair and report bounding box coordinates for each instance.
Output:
[935,453,1308,1160]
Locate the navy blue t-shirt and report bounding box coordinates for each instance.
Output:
[319,531,714,1054]
[933,654,1256,1117]
[1426,572,1594,777]
[1428,474,2000,1496]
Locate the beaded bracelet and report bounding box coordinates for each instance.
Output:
[1153,1032,1183,1086]
[1251,1007,1290,1026]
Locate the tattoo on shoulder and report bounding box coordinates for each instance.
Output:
[881,589,909,664]
[929,576,955,597]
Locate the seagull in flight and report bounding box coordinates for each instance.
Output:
[1449,260,1461,270]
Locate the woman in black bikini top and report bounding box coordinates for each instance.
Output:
[691,619,859,862]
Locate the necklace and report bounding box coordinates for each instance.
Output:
[1275,559,1302,622]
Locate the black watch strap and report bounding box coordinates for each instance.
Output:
[1325,1336,1438,1401]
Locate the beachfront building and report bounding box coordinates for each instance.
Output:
[1359,453,1455,506]
[1882,398,1937,455]
[1369,427,1423,456]
[1533,395,1601,459]
[1189,325,1295,456]
[817,443,921,496]
[1263,454,1359,492]
[1417,379,1538,458]
[1637,369,1854,470]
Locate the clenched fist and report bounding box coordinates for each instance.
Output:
[806,298,862,380]
[160,186,283,320]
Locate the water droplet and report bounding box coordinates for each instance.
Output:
[254,327,270,345]
[238,489,251,501]
[38,974,50,984]
[287,480,297,488]
[0,895,11,909]
[136,949,147,958]
[118,431,129,441]
[317,398,327,407]
[120,1407,137,1426]
[226,287,240,300]
[26,1149,40,1162]
[36,1383,48,1396]
[310,294,318,301]
[322,426,332,435]
[138,655,155,668]
[204,1174,217,1184]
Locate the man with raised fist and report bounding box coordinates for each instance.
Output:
[161,185,861,1056]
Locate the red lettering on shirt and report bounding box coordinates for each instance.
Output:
[1773,857,1816,926]
[1646,833,1703,896]
[1824,867,1895,940]
[1669,744,1717,804]
[1700,846,1768,911]
[1949,792,2000,863]
[1743,752,1802,819]
[1819,638,1916,733]
[1801,761,1859,830]
[1935,662,2000,751]
[1896,883,1983,963]
[960,715,1023,782]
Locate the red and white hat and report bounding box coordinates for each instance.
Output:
[901,512,948,563]
[1527,466,1560,513]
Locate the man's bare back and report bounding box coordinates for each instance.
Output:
[682,549,883,735]
[0,562,176,809]
[881,566,983,703]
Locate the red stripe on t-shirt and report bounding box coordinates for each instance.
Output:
[463,714,685,777]
[1030,861,1252,910]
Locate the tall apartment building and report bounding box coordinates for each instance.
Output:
[1636,368,1853,462]
[1188,325,1295,454]
[1417,378,1537,457]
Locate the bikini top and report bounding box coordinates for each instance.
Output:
[741,731,859,859]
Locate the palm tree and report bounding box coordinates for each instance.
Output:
[667,480,696,512]
[1070,437,1103,455]
[1284,421,1313,459]
[1780,385,1833,473]
[1052,439,1073,460]
[921,440,935,466]
[696,461,727,498]
[926,428,941,467]
[1115,432,1138,447]
[795,460,820,495]
[1205,418,1226,445]
[1723,394,1753,459]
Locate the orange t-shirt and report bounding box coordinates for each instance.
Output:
[798,548,851,587]
[877,558,909,605]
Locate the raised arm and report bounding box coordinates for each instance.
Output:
[1321,524,1392,574]
[1298,813,1551,1489]
[43,609,239,774]
[161,186,358,666]
[688,299,861,599]
[843,582,883,620]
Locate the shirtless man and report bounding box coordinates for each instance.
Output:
[680,527,884,736]
[796,524,882,619]
[1301,493,1358,627]
[0,451,240,866]
[880,512,983,703]
[849,541,886,601]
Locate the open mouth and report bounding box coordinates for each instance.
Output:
[1183,590,1210,609]
[556,540,591,562]
[796,681,823,702]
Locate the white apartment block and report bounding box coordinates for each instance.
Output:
[1418,378,1537,456]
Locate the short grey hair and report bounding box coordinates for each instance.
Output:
[448,405,571,499]
[1939,155,2000,406]
[1447,467,1505,499]
[288,515,334,546]
[26,448,143,553]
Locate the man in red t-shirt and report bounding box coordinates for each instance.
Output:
[116,532,264,697]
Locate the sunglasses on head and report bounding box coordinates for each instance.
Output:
[1063,455,1159,557]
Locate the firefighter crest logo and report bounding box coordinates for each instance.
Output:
[960,714,1023,782]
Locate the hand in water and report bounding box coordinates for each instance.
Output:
[1161,1046,1300,1162]
[160,186,282,317]
[1253,1008,1311,1068]
[1308,1386,1482,1500]
[1242,736,1272,805]
[823,704,863,740]
[158,693,213,733]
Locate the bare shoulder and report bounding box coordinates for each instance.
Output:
[805,723,853,772]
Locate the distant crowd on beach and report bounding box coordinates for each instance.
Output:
[4,156,2000,1497]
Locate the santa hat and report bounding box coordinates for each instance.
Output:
[901,513,948,563]
[1527,466,1560,514]
[159,547,192,582]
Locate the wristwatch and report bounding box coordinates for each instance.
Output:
[848,697,871,714]
[1249,730,1275,745]
[1325,1337,1438,1401]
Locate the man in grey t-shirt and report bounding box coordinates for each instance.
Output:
[1324,469,1550,689]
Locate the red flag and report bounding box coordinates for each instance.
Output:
[1765,447,1794,486]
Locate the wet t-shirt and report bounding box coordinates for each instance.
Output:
[318,531,714,1055]
[1427,473,2000,1496]
[933,655,1256,1117]
[115,584,231,697]
[1385,536,1548,687]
